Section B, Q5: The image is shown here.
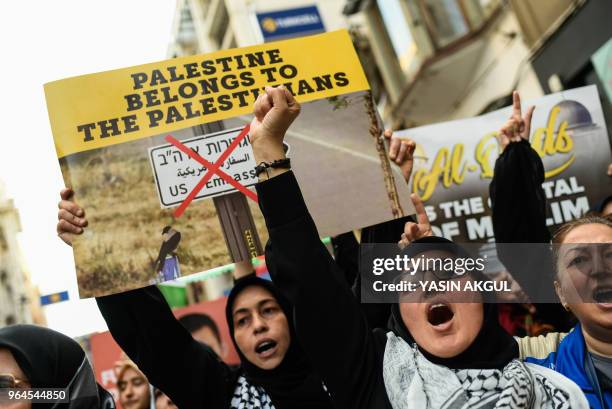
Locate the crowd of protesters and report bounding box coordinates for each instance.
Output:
[0,86,611,409]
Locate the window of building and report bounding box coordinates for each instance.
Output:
[210,0,229,49]
[377,0,417,71]
[177,4,196,46]
[421,0,469,47]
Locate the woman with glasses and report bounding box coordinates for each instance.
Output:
[0,324,115,409]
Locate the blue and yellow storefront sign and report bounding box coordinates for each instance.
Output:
[40,290,69,306]
[257,6,325,42]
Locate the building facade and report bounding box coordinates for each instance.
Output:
[168,0,349,56]
[168,0,611,134]
[0,182,44,326]
[343,0,611,131]
[521,0,612,138]
[164,0,611,301]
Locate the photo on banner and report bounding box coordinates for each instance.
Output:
[90,296,239,406]
[45,30,414,297]
[395,85,611,243]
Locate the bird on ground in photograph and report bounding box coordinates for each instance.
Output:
[153,226,181,273]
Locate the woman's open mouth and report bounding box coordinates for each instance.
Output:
[593,286,612,307]
[254,339,278,358]
[427,303,454,328]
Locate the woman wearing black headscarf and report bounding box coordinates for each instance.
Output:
[0,324,115,409]
[248,86,588,408]
[56,198,333,409]
[91,277,332,409]
[224,275,330,408]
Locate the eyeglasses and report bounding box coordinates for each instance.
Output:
[0,373,31,389]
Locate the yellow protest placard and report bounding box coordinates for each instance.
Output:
[46,30,416,298]
[45,30,369,158]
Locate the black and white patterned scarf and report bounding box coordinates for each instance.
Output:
[230,375,275,409]
[383,332,588,409]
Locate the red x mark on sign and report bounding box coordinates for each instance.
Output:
[165,124,257,218]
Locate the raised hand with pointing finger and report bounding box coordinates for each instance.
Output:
[398,193,433,249]
[497,91,535,152]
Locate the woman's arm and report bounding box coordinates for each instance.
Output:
[490,139,549,244]
[258,171,380,408]
[354,217,413,329]
[251,86,381,408]
[57,190,233,409]
[96,287,233,409]
[489,91,548,244]
[489,92,557,303]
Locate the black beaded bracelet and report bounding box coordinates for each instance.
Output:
[254,158,291,177]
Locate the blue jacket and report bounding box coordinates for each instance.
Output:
[522,324,611,409]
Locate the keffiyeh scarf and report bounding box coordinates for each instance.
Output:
[230,375,275,409]
[383,332,587,409]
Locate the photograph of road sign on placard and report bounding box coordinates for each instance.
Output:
[46,30,416,298]
[149,128,258,207]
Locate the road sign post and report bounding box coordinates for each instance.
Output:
[195,121,263,263]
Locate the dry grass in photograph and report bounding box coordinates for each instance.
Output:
[62,141,268,298]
